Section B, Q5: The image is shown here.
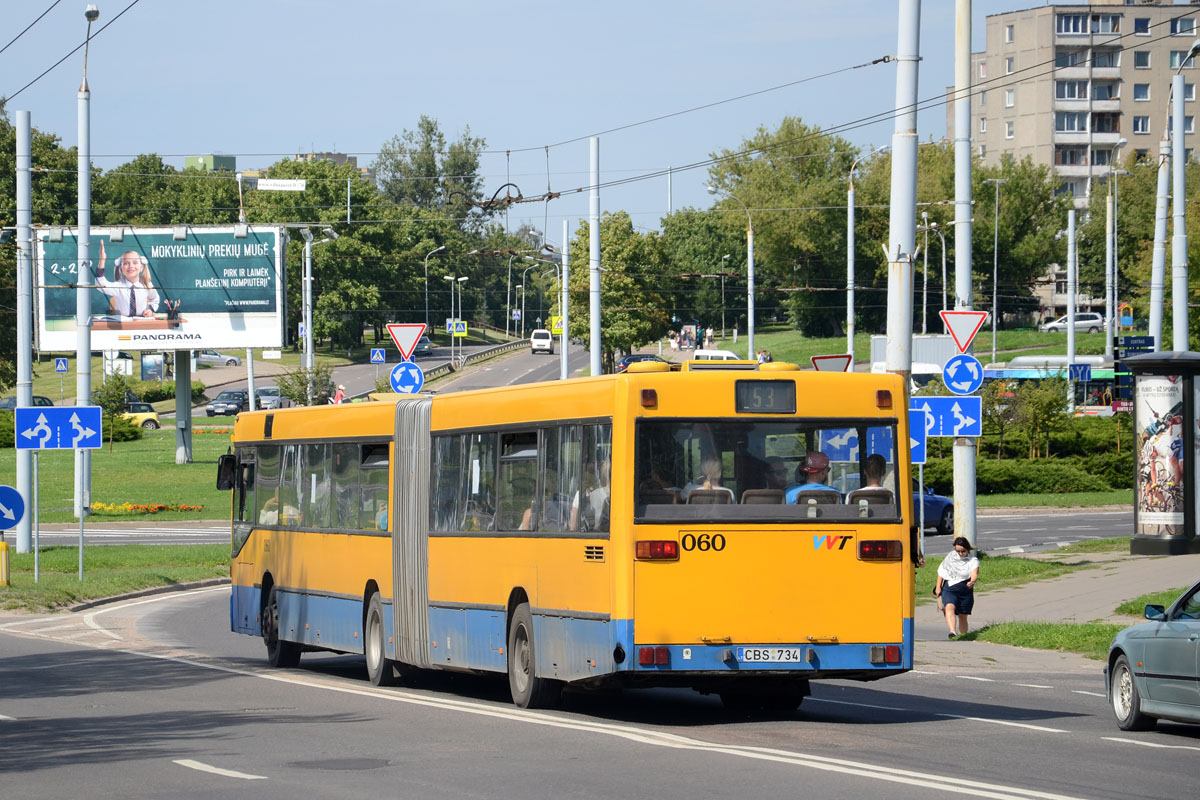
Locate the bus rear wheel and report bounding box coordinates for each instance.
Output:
[507,602,562,709]
[263,586,300,668]
[365,592,398,687]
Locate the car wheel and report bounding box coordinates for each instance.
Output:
[141,420,159,430]
[226,359,238,366]
[1111,653,1155,731]
[937,506,954,536]
[1087,327,1099,334]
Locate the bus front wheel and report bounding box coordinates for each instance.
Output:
[263,586,301,668]
[507,602,562,709]
[365,592,398,687]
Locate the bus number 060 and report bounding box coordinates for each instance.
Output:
[681,533,726,552]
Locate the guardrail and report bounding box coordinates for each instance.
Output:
[457,339,530,369]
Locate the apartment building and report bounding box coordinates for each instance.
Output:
[950,0,1200,202]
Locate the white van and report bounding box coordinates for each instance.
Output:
[530,329,554,355]
[692,349,740,361]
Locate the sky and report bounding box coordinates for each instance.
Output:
[4,0,1027,245]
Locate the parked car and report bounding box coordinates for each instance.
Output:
[122,401,160,429]
[1107,579,1200,731]
[206,389,250,416]
[914,479,954,535]
[530,329,554,355]
[413,336,434,358]
[0,395,53,410]
[616,354,669,373]
[692,349,741,361]
[194,349,242,367]
[1038,312,1104,333]
[255,386,289,410]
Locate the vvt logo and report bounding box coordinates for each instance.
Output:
[813,535,854,550]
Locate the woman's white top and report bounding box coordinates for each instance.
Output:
[937,552,979,587]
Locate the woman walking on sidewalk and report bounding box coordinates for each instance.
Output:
[935,537,979,639]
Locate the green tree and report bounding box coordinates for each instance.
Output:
[567,213,669,372]
[1015,375,1070,458]
[373,116,488,230]
[95,373,131,451]
[276,363,336,407]
[980,379,1020,459]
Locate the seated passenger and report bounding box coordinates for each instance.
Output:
[785,451,842,503]
[682,455,735,503]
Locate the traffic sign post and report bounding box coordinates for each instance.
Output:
[909,396,982,437]
[386,323,428,362]
[811,354,853,372]
[370,348,386,364]
[1068,364,1092,383]
[15,407,102,450]
[389,361,425,394]
[942,354,983,395]
[939,310,989,354]
[453,321,468,338]
[908,409,929,464]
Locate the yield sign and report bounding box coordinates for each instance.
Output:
[386,323,427,361]
[811,354,853,372]
[939,310,988,353]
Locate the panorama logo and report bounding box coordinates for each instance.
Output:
[813,534,854,551]
[123,332,203,342]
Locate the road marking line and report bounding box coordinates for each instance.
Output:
[956,676,995,682]
[936,713,1067,733]
[27,623,79,634]
[1013,684,1053,689]
[1004,547,1026,554]
[0,714,16,720]
[1102,737,1200,752]
[172,759,267,780]
[910,669,942,675]
[1073,690,1105,698]
[807,697,907,712]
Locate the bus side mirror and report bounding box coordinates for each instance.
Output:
[216,453,238,491]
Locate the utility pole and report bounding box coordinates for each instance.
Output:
[984,177,1006,366]
[589,137,602,375]
[954,0,976,547]
[1067,209,1077,413]
[15,111,32,553]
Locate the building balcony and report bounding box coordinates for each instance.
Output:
[1054,164,1092,178]
[1090,67,1121,81]
[1056,66,1090,81]
[1054,131,1092,145]
[1091,98,1121,112]
[1054,99,1090,112]
[1090,131,1123,144]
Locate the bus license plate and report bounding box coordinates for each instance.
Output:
[737,647,804,663]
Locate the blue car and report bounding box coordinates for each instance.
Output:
[914,479,954,536]
[1106,579,1200,731]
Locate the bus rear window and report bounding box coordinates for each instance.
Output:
[634,419,899,523]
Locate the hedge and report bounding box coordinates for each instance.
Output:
[923,457,1115,495]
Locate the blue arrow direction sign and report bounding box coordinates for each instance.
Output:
[910,396,982,437]
[0,485,25,530]
[15,406,103,450]
[908,409,929,464]
[389,361,425,394]
[1068,363,1092,382]
[54,358,68,374]
[370,348,386,364]
[818,427,859,463]
[942,353,983,396]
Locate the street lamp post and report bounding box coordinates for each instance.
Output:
[75,4,99,516]
[300,227,337,403]
[719,253,730,339]
[519,262,539,338]
[707,185,754,357]
[921,211,929,334]
[442,274,468,365]
[1105,138,1126,358]
[984,178,1006,365]
[917,220,948,323]
[424,245,445,331]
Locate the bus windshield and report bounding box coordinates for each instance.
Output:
[635,418,899,523]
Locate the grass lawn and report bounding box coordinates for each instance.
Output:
[0,544,229,612]
[0,428,233,523]
[977,490,1132,508]
[1114,587,1191,617]
[1055,537,1130,554]
[963,622,1124,660]
[916,552,1088,601]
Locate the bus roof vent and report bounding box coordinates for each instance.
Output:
[681,360,759,371]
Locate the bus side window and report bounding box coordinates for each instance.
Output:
[462,433,496,531]
[498,431,538,531]
[540,426,581,532]
[431,435,463,532]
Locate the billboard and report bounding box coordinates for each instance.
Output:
[37,225,286,352]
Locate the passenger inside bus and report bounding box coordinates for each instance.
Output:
[571,456,610,531]
[785,451,842,504]
[846,453,894,505]
[682,455,735,504]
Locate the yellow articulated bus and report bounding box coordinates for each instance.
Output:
[218,360,917,710]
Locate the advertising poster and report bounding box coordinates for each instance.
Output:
[37,226,284,352]
[141,353,165,382]
[1136,375,1184,535]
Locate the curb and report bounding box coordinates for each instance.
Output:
[68,577,230,613]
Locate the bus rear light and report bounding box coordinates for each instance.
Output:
[638,646,670,666]
[869,645,903,665]
[858,540,902,560]
[636,540,679,560]
[641,389,658,408]
[876,390,892,409]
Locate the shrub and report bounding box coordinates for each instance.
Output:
[0,410,12,448]
[923,457,1113,495]
[102,414,142,443]
[130,379,206,404]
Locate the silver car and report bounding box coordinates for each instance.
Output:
[1038,312,1104,333]
[1107,579,1200,730]
[255,386,290,410]
[194,349,242,367]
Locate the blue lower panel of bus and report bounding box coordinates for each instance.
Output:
[231,584,368,655]
[426,608,913,682]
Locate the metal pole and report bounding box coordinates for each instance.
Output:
[75,56,93,521]
[347,178,351,224]
[885,0,920,384]
[953,0,976,548]
[1150,137,1170,351]
[847,179,855,356]
[506,254,514,338]
[16,110,33,554]
[1172,73,1189,351]
[922,213,929,334]
[1067,209,1077,413]
[746,217,755,358]
[560,219,569,380]
[303,238,313,404]
[33,452,39,582]
[938,227,947,313]
[1105,190,1114,358]
[246,349,256,411]
[589,137,602,376]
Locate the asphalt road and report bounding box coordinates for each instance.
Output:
[1,588,1195,799]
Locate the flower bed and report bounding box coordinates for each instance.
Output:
[91,501,205,514]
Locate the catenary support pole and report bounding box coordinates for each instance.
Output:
[1150,138,1169,351]
[1172,74,1189,350]
[1105,190,1114,359]
[560,219,570,380]
[15,111,33,553]
[847,180,855,356]
[75,69,93,520]
[589,137,602,376]
[953,0,976,548]
[1067,209,1077,413]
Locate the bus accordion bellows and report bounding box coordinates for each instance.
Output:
[217,359,918,711]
